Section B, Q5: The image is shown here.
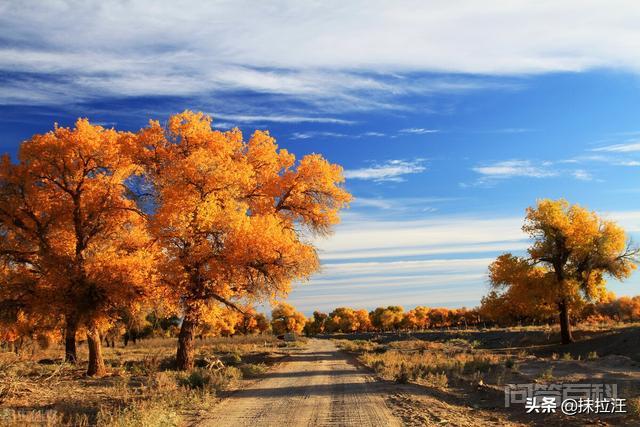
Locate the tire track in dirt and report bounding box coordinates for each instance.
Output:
[199,339,401,426]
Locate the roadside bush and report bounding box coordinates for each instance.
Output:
[96,399,181,426]
[240,363,267,378]
[180,367,242,392]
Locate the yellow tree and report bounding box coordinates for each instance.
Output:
[483,254,557,326]
[304,311,329,335]
[0,120,158,375]
[327,307,359,332]
[135,111,350,369]
[198,302,243,338]
[354,309,372,332]
[370,306,404,331]
[403,306,430,330]
[523,199,637,343]
[271,302,306,335]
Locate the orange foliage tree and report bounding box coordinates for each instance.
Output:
[489,199,639,343]
[134,111,350,369]
[0,120,158,375]
[324,307,372,333]
[271,302,306,335]
[481,254,557,326]
[402,306,430,330]
[304,311,329,335]
[370,306,404,331]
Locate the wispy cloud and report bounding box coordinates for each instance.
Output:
[212,113,355,125]
[352,196,457,212]
[592,141,640,153]
[490,128,535,134]
[572,169,593,181]
[290,130,386,140]
[4,1,640,112]
[284,209,640,313]
[399,128,439,135]
[472,160,557,179]
[344,159,426,182]
[285,213,530,312]
[559,154,640,167]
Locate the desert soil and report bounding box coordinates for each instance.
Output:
[198,339,402,426]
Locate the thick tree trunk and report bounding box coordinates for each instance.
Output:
[86,325,106,377]
[558,299,574,344]
[64,314,78,364]
[176,314,198,370]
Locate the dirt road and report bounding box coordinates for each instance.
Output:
[200,339,402,426]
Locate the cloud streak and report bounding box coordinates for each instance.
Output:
[592,141,640,153]
[4,1,640,111]
[344,159,426,182]
[283,209,640,313]
[472,160,557,179]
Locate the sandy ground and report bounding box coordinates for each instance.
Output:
[198,339,401,426]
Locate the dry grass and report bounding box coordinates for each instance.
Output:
[0,334,284,426]
[334,339,382,353]
[348,339,504,388]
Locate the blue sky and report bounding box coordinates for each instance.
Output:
[2,1,640,314]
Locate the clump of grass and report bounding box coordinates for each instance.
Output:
[360,340,500,388]
[538,367,554,382]
[627,397,640,417]
[561,352,573,361]
[240,363,268,378]
[504,358,519,372]
[179,366,242,392]
[395,362,411,383]
[425,372,449,388]
[0,408,90,427]
[96,399,181,426]
[446,338,473,349]
[150,371,178,393]
[125,354,163,376]
[587,351,598,360]
[335,339,381,353]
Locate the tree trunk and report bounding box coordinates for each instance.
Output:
[176,314,197,370]
[64,314,78,364]
[86,325,106,377]
[558,299,574,344]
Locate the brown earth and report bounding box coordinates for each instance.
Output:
[197,339,401,426]
[196,339,527,427]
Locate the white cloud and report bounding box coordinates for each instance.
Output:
[285,214,529,313]
[317,215,525,256]
[472,160,557,179]
[4,1,640,108]
[322,241,529,261]
[606,211,640,233]
[284,209,640,313]
[352,196,456,211]
[399,128,439,134]
[289,130,388,140]
[559,154,640,167]
[212,113,354,125]
[572,169,593,181]
[592,141,640,153]
[344,159,426,182]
